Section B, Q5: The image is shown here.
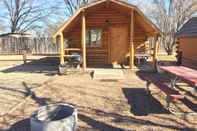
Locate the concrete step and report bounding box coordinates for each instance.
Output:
[93,69,124,80]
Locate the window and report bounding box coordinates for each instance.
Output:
[86,29,102,47]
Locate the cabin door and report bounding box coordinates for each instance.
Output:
[109,25,129,65]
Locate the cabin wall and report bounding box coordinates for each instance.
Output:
[64,7,147,66]
[179,37,197,69]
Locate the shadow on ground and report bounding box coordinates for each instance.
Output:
[181,98,197,112]
[136,71,197,113]
[7,118,30,131]
[1,57,59,75]
[22,82,53,106]
[3,97,196,131]
[6,111,194,131]
[78,114,124,131]
[74,104,195,130]
[122,88,170,116]
[0,81,52,106]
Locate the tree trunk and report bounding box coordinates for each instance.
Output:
[166,48,173,55]
[167,51,173,55]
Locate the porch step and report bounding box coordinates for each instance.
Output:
[93,69,124,80]
[112,64,122,69]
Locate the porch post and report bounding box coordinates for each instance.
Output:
[130,10,135,70]
[60,32,65,65]
[153,36,159,69]
[81,10,87,71]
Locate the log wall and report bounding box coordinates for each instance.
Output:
[178,37,197,69]
[64,5,148,66]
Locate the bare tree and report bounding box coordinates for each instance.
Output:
[42,0,90,35]
[0,0,58,33]
[149,0,197,55]
[44,18,65,37]
[0,23,5,33]
[45,0,130,36]
[63,0,90,17]
[43,0,90,35]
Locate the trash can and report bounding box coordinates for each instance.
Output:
[59,62,71,75]
[31,104,77,131]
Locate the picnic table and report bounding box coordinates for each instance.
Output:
[159,66,197,90]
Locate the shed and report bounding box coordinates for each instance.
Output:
[53,0,160,70]
[0,33,31,38]
[176,17,197,69]
[0,33,32,54]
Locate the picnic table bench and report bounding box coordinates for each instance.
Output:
[159,66,197,90]
[145,76,184,109]
[144,66,197,112]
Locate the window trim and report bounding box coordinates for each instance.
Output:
[86,28,102,48]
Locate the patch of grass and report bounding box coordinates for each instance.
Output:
[157,55,176,61]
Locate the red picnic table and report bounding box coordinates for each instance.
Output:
[159,66,197,89]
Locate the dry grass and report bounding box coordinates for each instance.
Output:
[0,55,196,131]
[0,55,58,68]
[157,55,177,62]
[0,70,196,131]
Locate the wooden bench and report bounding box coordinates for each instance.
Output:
[159,66,197,91]
[145,76,184,109]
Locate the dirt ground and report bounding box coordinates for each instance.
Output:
[0,55,196,131]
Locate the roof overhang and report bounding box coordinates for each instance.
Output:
[176,17,197,39]
[53,0,161,38]
[0,33,31,38]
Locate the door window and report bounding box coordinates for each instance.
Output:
[86,29,102,47]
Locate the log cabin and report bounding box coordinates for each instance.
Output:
[176,17,197,70]
[53,0,161,70]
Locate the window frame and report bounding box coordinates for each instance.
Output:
[86,28,102,48]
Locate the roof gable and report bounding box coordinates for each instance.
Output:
[176,17,197,38]
[53,0,160,38]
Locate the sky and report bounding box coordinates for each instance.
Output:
[0,0,67,34]
[0,0,196,35]
[0,0,150,34]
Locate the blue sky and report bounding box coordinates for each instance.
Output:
[0,0,146,31]
[0,0,67,34]
[0,0,196,34]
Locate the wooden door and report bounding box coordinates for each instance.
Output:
[86,29,108,66]
[109,25,129,65]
